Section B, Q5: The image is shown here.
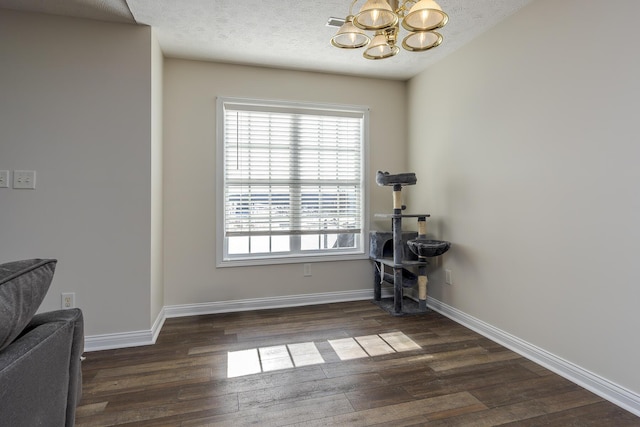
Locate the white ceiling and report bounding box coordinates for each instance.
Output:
[0,0,534,80]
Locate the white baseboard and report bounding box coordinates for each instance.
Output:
[151,306,167,343]
[84,290,372,351]
[84,329,154,352]
[427,297,640,417]
[163,289,373,318]
[84,307,166,352]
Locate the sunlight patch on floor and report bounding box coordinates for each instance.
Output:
[226,332,420,378]
[227,348,261,378]
[328,337,369,360]
[380,331,422,352]
[259,345,294,372]
[288,342,325,367]
[355,334,396,356]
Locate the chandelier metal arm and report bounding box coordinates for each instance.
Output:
[348,0,359,16]
[348,0,419,17]
[396,0,419,17]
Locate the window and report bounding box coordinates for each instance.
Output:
[217,97,368,266]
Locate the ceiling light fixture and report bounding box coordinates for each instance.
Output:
[330,0,448,60]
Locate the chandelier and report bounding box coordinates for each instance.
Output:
[330,0,448,60]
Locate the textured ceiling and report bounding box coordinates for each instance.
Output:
[0,0,534,80]
[0,0,134,23]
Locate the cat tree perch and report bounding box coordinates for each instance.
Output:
[370,171,450,316]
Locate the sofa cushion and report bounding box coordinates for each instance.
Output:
[0,259,57,352]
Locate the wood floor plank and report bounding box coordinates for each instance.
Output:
[84,366,213,395]
[498,400,640,427]
[176,365,328,400]
[320,352,437,379]
[181,393,355,427]
[75,401,108,418]
[292,392,486,427]
[75,301,639,426]
[428,347,523,372]
[425,389,609,427]
[226,315,380,340]
[346,384,416,410]
[469,374,583,408]
[236,372,386,410]
[77,394,239,427]
[91,354,225,379]
[402,363,540,399]
[79,387,180,413]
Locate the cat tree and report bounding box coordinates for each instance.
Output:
[370,171,450,315]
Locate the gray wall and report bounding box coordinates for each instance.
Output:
[163,59,407,306]
[407,0,640,395]
[0,10,159,336]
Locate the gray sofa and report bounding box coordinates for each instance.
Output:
[0,259,84,427]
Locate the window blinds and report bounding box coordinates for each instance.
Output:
[222,101,364,238]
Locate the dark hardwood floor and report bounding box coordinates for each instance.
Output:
[76,301,640,426]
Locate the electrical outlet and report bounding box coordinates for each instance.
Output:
[445,269,453,285]
[61,292,75,309]
[13,170,36,189]
[303,263,311,277]
[0,170,9,188]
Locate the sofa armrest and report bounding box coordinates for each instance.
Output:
[27,308,84,340]
[19,308,84,426]
[0,320,75,426]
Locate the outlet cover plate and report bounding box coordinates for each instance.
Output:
[61,292,75,309]
[13,170,36,189]
[0,170,8,188]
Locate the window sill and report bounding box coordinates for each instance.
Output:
[217,252,368,268]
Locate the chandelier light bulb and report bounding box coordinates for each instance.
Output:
[363,32,399,60]
[331,15,371,49]
[402,0,448,32]
[353,0,398,30]
[402,30,442,52]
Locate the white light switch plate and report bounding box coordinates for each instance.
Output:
[13,170,36,189]
[0,170,8,188]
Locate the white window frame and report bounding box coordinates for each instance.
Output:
[216,97,369,267]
